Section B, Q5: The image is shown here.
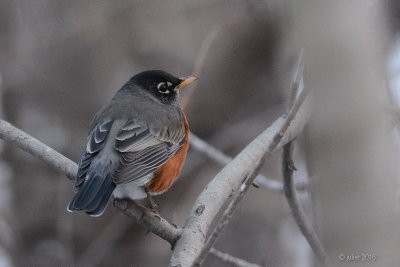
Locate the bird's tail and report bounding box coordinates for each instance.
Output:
[67,171,116,217]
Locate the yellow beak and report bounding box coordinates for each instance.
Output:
[175,76,199,90]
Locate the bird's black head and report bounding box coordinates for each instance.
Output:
[127,70,198,105]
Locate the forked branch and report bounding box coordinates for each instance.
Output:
[0,118,273,265]
[170,82,312,266]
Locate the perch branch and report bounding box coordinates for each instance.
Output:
[113,199,182,246]
[0,119,272,265]
[0,119,180,245]
[0,120,77,180]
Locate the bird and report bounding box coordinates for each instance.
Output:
[67,70,198,216]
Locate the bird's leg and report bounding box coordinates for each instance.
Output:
[145,188,158,214]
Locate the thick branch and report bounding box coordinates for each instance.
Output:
[0,120,77,180]
[193,159,265,266]
[170,87,311,267]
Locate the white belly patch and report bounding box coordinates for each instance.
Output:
[113,173,153,200]
[113,183,147,200]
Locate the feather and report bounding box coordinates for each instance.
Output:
[112,118,184,185]
[68,171,116,216]
[75,120,113,192]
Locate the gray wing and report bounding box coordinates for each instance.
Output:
[113,119,185,185]
[75,120,113,192]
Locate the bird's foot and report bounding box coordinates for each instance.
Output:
[145,188,159,215]
[149,202,159,214]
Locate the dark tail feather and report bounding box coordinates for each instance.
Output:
[68,172,116,217]
[87,184,116,216]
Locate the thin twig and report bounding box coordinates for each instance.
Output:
[189,133,232,166]
[209,248,261,267]
[189,132,308,193]
[282,142,330,267]
[180,25,222,109]
[288,52,304,112]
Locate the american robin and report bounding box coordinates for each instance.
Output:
[67,70,198,216]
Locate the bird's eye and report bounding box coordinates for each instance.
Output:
[157,82,170,94]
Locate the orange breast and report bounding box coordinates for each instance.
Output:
[147,113,189,194]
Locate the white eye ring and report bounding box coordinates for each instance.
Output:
[157,82,170,94]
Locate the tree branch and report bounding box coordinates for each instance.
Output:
[0,120,77,180]
[179,23,307,195]
[193,159,266,266]
[170,85,311,266]
[282,142,330,266]
[288,52,304,112]
[180,25,222,109]
[0,71,311,266]
[0,118,290,266]
[112,198,182,246]
[189,132,308,193]
[209,248,261,267]
[193,55,309,266]
[188,53,308,194]
[0,119,180,246]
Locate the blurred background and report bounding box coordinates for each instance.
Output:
[0,1,400,266]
